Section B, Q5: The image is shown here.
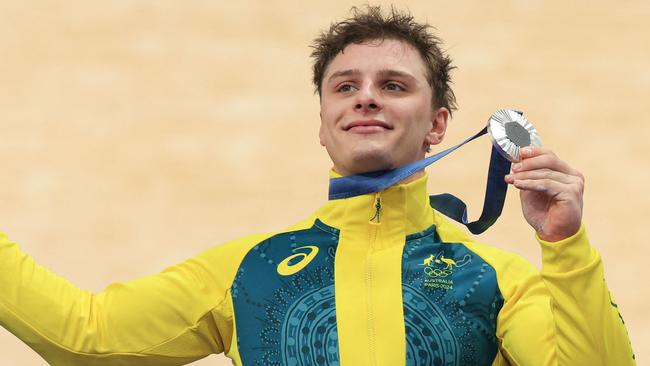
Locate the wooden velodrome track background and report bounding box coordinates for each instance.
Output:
[1,1,648,364]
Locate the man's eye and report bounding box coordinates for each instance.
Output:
[384,82,405,91]
[337,84,356,93]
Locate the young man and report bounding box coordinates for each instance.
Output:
[0,6,635,366]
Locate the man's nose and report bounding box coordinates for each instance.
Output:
[354,84,381,113]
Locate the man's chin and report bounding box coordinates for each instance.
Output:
[334,149,426,176]
[342,152,396,175]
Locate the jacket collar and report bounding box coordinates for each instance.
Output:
[316,170,435,238]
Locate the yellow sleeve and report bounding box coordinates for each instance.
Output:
[538,225,636,365]
[491,257,556,366]
[459,240,556,366]
[0,231,269,366]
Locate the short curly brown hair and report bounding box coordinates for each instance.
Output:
[310,5,457,115]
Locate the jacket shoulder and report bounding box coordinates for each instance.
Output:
[192,216,319,289]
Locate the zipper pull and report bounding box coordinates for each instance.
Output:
[370,192,382,223]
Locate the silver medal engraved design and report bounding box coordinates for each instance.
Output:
[487,109,542,162]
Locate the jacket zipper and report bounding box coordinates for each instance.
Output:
[370,193,382,223]
[366,192,381,365]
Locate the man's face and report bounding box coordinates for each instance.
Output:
[319,38,448,176]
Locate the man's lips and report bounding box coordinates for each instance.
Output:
[344,120,393,133]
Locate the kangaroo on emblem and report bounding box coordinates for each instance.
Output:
[418,252,471,269]
[419,254,435,266]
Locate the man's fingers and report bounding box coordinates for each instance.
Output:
[513,147,582,178]
[510,176,584,197]
[519,146,549,159]
[511,178,565,195]
[505,169,580,185]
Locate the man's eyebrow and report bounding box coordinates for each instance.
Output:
[377,69,416,81]
[327,69,417,83]
[327,69,361,83]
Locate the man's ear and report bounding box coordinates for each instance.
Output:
[319,111,326,147]
[425,107,449,146]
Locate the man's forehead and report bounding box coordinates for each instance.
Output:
[324,39,426,80]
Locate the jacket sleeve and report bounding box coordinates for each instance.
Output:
[0,231,267,366]
[538,225,636,365]
[491,249,557,366]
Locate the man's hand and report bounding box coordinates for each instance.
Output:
[504,146,585,242]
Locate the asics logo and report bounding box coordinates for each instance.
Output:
[277,245,319,276]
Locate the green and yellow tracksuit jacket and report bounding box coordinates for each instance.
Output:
[0,174,635,365]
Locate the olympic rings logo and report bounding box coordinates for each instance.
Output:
[424,266,452,278]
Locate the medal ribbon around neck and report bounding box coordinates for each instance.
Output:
[328,109,542,234]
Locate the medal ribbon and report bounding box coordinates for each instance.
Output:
[328,126,512,234]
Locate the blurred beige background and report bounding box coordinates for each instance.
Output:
[1,1,648,365]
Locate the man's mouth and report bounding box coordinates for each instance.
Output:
[344,120,393,133]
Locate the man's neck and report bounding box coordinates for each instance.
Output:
[330,166,426,186]
[397,170,425,185]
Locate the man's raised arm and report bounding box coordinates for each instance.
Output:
[505,146,635,364]
[0,231,266,365]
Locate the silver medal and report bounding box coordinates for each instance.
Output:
[487,109,542,162]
